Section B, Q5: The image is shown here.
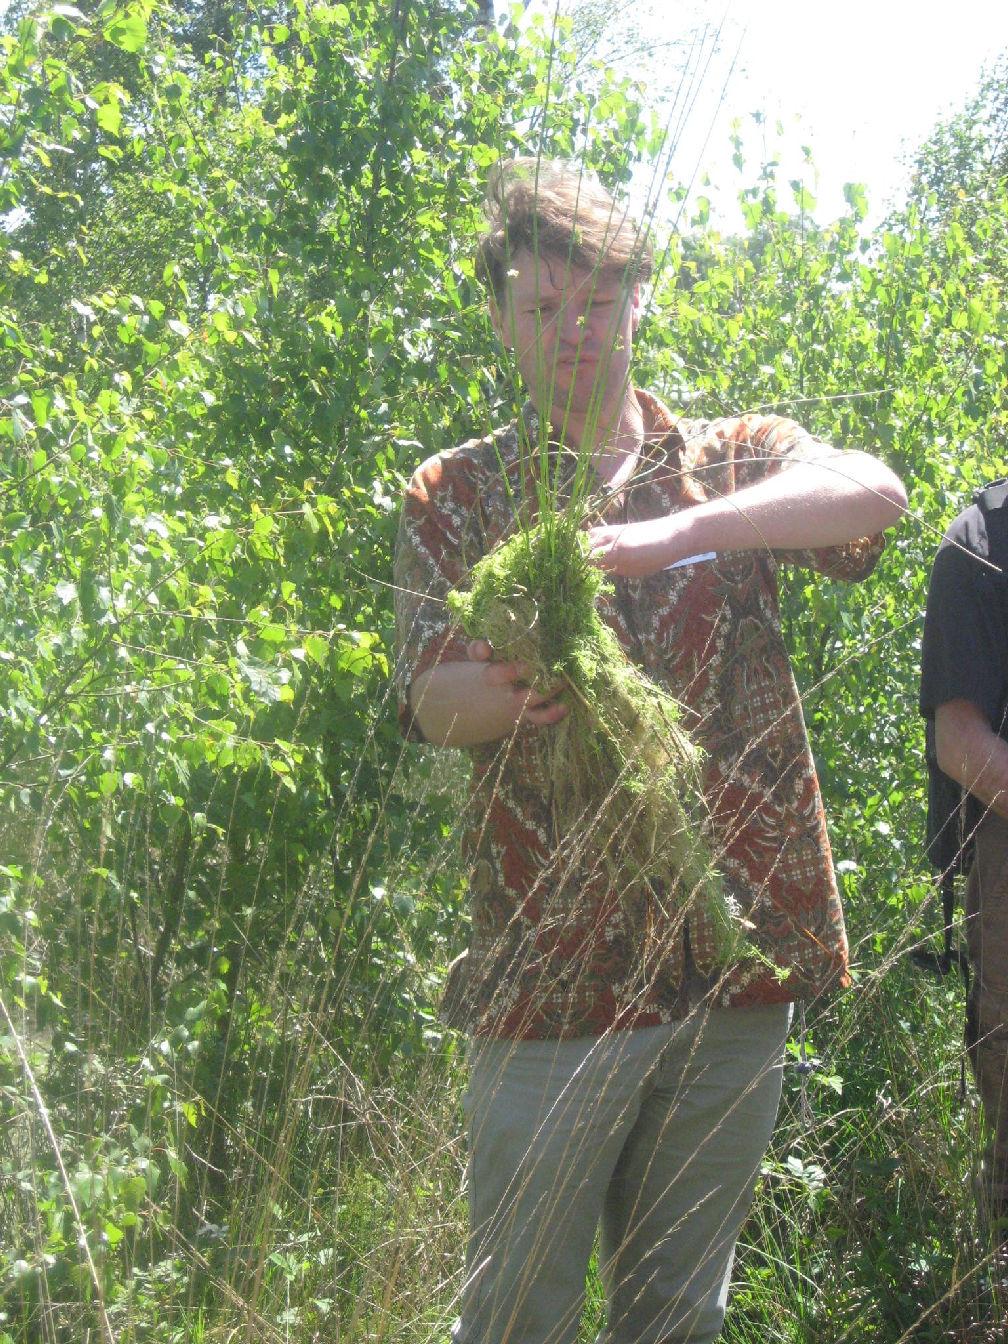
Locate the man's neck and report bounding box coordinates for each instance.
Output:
[568,387,644,487]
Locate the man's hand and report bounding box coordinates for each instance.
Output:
[464,639,569,728]
[409,640,568,748]
[587,516,693,579]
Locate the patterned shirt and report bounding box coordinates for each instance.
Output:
[393,390,884,1039]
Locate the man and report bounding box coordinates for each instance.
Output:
[920,481,1008,1233]
[394,158,907,1344]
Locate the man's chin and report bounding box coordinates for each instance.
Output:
[561,386,618,421]
[542,367,617,409]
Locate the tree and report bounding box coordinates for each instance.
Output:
[910,54,1008,224]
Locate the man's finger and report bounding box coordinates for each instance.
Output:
[585,530,617,568]
[522,700,568,727]
[586,523,621,548]
[509,671,566,701]
[484,658,536,687]
[466,638,493,662]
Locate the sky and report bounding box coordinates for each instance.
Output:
[712,0,1008,225]
[526,0,1008,229]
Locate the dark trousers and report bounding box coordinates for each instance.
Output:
[966,811,1008,1205]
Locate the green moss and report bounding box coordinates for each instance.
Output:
[447,519,760,968]
[448,518,603,674]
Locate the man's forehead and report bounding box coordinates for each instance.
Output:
[506,248,624,298]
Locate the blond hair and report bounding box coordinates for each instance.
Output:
[474,157,652,302]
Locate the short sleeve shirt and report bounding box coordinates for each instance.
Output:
[920,496,1008,866]
[920,500,1008,732]
[394,390,886,1039]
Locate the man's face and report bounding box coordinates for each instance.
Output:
[490,248,639,435]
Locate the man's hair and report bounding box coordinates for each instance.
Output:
[474,156,653,303]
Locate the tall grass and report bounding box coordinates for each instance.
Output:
[3,727,1001,1343]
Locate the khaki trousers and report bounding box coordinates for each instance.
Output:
[966,811,1008,1205]
[453,1001,790,1344]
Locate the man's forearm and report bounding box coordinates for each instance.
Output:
[670,450,906,556]
[935,699,1008,823]
[589,449,907,577]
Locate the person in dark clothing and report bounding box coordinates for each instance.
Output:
[921,480,1008,1226]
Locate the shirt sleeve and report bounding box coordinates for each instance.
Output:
[392,450,483,740]
[920,533,1008,727]
[707,414,886,581]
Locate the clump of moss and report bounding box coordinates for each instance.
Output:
[447,516,755,967]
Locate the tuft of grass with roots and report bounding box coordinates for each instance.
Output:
[446,463,757,967]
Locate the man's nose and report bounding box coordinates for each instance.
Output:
[558,299,591,348]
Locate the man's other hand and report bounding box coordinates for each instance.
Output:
[409,640,568,747]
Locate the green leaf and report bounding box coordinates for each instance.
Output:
[238,657,292,704]
[72,1167,103,1206]
[103,11,147,52]
[31,391,51,427]
[842,181,869,221]
[304,634,328,666]
[967,296,993,336]
[121,1177,145,1220]
[96,100,122,136]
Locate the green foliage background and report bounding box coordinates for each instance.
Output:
[0,2,1005,1340]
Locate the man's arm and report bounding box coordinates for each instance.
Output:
[409,641,567,748]
[934,698,1008,824]
[588,445,907,580]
